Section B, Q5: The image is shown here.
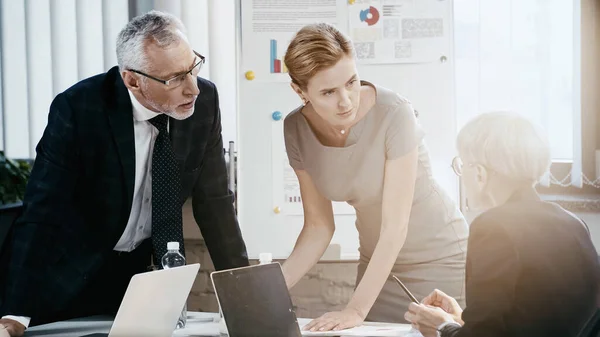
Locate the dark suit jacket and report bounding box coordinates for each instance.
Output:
[441,187,599,337]
[0,66,249,324]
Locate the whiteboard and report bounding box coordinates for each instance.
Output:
[235,0,459,260]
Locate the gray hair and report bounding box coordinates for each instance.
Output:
[116,10,187,72]
[456,111,551,184]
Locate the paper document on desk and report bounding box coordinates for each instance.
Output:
[297,318,415,336]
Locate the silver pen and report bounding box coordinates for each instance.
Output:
[392,275,419,304]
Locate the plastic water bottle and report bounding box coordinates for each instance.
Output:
[161,241,187,329]
[259,252,273,265]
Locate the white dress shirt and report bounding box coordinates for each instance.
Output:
[2,91,163,328]
[113,90,163,251]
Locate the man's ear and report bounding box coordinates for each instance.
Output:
[475,164,488,187]
[121,71,141,92]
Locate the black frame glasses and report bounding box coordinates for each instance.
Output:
[128,51,205,87]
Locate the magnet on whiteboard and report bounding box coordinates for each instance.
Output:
[348,0,356,4]
[273,206,281,214]
[245,71,255,80]
[440,55,448,63]
[272,111,282,121]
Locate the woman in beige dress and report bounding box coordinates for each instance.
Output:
[281,23,468,332]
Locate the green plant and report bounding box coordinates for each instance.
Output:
[0,151,32,206]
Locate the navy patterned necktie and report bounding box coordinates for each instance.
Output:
[148,114,185,267]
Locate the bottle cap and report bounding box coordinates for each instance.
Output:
[167,242,180,250]
[259,252,272,263]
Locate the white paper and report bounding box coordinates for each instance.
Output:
[348,0,448,64]
[241,0,340,82]
[172,316,420,337]
[298,318,415,336]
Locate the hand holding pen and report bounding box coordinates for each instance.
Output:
[420,289,464,325]
[392,275,464,325]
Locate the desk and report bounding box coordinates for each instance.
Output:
[24,312,416,337]
[24,312,221,337]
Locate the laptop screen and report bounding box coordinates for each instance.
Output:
[211,263,301,337]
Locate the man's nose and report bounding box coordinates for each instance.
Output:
[183,74,200,96]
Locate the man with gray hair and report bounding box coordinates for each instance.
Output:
[0,10,249,336]
[404,112,599,337]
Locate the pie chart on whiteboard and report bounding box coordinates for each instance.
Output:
[359,6,380,26]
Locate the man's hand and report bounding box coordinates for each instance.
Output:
[421,289,464,325]
[404,303,456,337]
[0,319,25,337]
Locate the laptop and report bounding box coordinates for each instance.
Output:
[210,263,302,337]
[82,263,200,337]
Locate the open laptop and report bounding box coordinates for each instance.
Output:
[82,263,200,337]
[211,263,302,337]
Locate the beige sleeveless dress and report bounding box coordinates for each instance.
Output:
[283,81,468,323]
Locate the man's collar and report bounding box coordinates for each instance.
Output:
[127,90,161,121]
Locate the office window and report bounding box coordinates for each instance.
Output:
[454,0,576,160]
[453,0,593,189]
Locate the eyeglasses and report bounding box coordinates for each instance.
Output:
[452,156,495,177]
[452,156,478,177]
[128,51,205,88]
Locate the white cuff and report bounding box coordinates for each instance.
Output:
[2,316,31,329]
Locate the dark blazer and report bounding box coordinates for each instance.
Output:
[0,66,249,324]
[441,187,599,337]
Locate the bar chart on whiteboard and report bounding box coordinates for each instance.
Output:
[241,0,340,82]
[269,39,289,74]
[283,152,304,215]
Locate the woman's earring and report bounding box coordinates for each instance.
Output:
[302,98,308,106]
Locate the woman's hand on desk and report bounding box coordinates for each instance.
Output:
[0,319,25,337]
[301,308,364,332]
